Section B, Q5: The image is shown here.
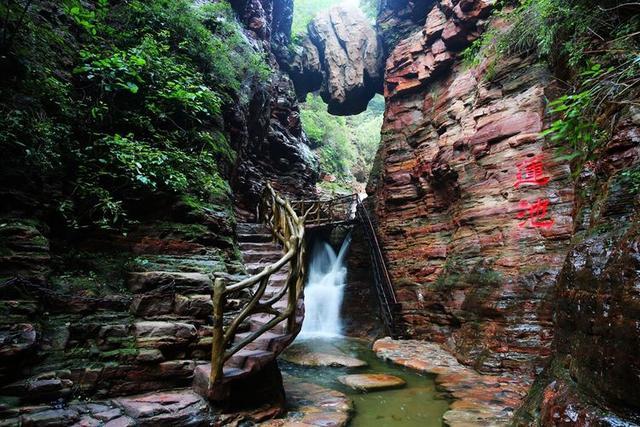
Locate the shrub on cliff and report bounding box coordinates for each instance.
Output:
[291,0,343,43]
[464,0,639,167]
[0,0,270,230]
[300,93,382,192]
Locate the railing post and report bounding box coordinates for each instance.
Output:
[286,237,299,333]
[209,277,226,386]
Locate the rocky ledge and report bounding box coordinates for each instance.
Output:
[282,347,368,368]
[373,338,532,426]
[0,375,352,427]
[261,374,352,427]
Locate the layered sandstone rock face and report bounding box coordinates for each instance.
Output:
[377,0,437,54]
[290,5,384,115]
[374,1,640,423]
[369,0,574,374]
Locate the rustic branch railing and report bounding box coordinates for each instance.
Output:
[208,188,401,386]
[208,183,306,385]
[291,193,359,227]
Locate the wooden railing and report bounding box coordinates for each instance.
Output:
[208,188,401,386]
[208,183,306,385]
[291,193,359,227]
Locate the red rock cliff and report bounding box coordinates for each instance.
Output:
[369,0,575,374]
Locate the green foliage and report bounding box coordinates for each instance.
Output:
[300,94,383,190]
[434,257,503,291]
[541,89,601,162]
[620,165,640,195]
[359,0,380,20]
[291,0,342,40]
[302,94,356,178]
[0,0,264,230]
[464,0,640,166]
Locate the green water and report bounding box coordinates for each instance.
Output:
[279,337,450,427]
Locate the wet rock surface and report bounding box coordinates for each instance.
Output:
[0,220,50,281]
[290,5,384,115]
[373,1,640,425]
[337,373,406,392]
[373,338,531,426]
[514,113,640,426]
[261,375,352,427]
[0,376,351,427]
[341,225,386,339]
[282,348,368,368]
[114,391,209,426]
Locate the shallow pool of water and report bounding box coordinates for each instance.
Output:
[279,337,450,427]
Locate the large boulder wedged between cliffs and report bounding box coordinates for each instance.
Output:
[290,5,384,116]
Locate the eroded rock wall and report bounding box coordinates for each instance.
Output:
[373,1,640,422]
[230,0,319,209]
[369,0,574,374]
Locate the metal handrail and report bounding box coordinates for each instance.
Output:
[290,194,401,338]
[208,183,306,385]
[356,198,397,304]
[355,198,400,338]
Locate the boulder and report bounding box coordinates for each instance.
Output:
[290,5,384,115]
[173,294,212,319]
[115,390,209,426]
[126,272,211,294]
[0,323,36,359]
[130,293,174,318]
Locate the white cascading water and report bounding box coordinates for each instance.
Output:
[299,234,352,338]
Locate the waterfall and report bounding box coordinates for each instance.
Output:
[299,234,352,339]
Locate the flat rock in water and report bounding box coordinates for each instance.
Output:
[337,374,406,392]
[282,349,367,368]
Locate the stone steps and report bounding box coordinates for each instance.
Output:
[238,241,277,251]
[192,221,304,402]
[241,250,283,264]
[236,223,269,235]
[246,262,290,275]
[227,349,274,369]
[237,233,273,243]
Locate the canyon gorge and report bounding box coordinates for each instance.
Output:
[0,0,638,426]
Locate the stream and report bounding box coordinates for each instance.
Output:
[287,236,449,426]
[281,337,450,426]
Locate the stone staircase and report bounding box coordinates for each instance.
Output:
[192,222,304,402]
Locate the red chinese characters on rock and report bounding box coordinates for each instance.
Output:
[514,155,549,188]
[517,199,554,229]
[514,155,554,229]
